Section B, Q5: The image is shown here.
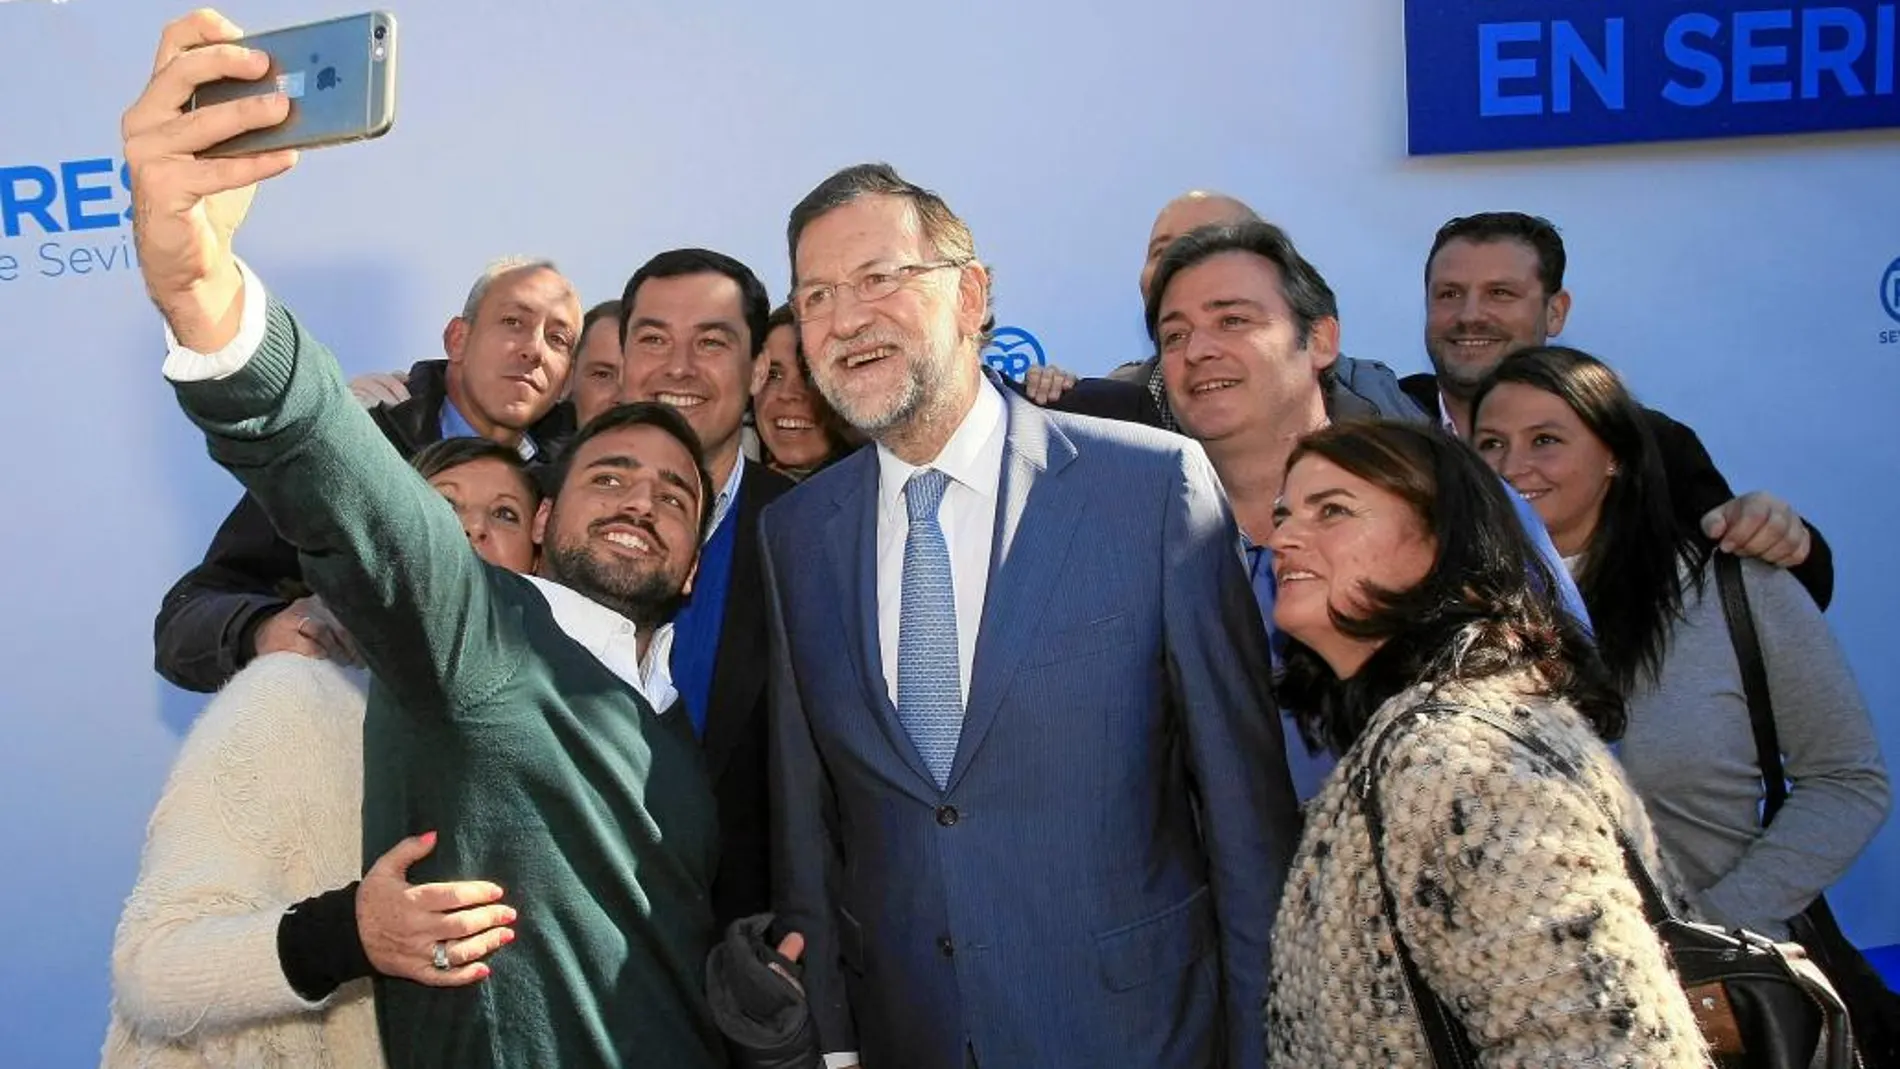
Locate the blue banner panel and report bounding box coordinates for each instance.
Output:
[1405,1,1900,154]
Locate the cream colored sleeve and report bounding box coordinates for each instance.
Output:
[109,658,349,1040]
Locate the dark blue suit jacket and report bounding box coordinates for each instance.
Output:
[761,380,1301,1069]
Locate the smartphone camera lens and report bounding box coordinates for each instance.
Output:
[373,24,386,40]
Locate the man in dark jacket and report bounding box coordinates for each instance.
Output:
[1027,190,1422,428]
[1407,211,1834,608]
[153,257,582,692]
[614,248,797,926]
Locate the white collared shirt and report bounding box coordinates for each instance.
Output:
[707,451,745,543]
[525,576,678,712]
[159,258,271,381]
[161,261,678,713]
[1437,388,1461,437]
[874,376,1007,707]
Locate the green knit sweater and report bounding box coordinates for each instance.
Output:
[172,299,725,1069]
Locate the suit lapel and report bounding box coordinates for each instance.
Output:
[824,452,942,792]
[699,466,789,783]
[947,390,1083,792]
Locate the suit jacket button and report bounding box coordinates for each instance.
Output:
[938,936,955,957]
[936,805,960,827]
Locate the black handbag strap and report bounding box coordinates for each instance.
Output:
[1713,555,1866,982]
[1712,552,1791,822]
[1357,700,1683,1069]
[1357,706,1481,1069]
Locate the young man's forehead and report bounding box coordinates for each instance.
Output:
[577,426,698,486]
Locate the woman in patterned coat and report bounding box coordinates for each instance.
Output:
[1260,420,1708,1067]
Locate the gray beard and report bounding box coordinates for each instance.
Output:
[814,325,966,439]
[821,369,922,436]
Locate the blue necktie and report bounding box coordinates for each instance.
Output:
[1244,544,1288,670]
[897,468,962,789]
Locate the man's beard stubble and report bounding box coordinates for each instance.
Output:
[812,321,964,438]
[543,539,686,631]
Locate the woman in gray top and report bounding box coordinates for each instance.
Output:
[1468,346,1890,938]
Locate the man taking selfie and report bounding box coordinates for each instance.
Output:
[122,11,724,1068]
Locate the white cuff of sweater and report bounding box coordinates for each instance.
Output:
[161,258,268,383]
[823,1054,860,1069]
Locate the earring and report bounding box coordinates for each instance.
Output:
[1606,464,1619,477]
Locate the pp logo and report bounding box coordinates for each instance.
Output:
[981,326,1046,382]
[316,65,339,91]
[1883,258,1900,325]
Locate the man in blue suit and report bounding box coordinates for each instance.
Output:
[761,163,1303,1069]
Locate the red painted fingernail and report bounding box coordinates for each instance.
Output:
[475,964,491,979]
[501,930,516,944]
[420,831,437,846]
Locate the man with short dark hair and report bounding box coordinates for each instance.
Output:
[615,247,796,924]
[125,14,724,1065]
[1405,211,1835,607]
[1148,218,1584,800]
[765,163,1299,1069]
[1036,189,1421,428]
[153,255,582,692]
[570,298,624,427]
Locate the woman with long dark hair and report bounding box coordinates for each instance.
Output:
[750,305,858,480]
[1262,419,1705,1066]
[1471,347,1889,940]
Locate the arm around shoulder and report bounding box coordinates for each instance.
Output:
[1650,409,1834,608]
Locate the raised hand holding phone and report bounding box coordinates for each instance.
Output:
[186,11,398,157]
[122,9,297,352]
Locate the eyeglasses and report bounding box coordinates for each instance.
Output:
[789,260,967,322]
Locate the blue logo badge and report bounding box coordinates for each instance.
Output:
[982,326,1046,382]
[1882,258,1900,325]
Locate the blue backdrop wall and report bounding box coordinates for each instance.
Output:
[2,1,1896,1063]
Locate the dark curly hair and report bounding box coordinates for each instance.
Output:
[1273,420,1623,755]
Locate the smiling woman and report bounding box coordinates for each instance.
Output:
[751,306,855,480]
[1260,419,1708,1068]
[1266,452,1436,679]
[1470,348,1892,971]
